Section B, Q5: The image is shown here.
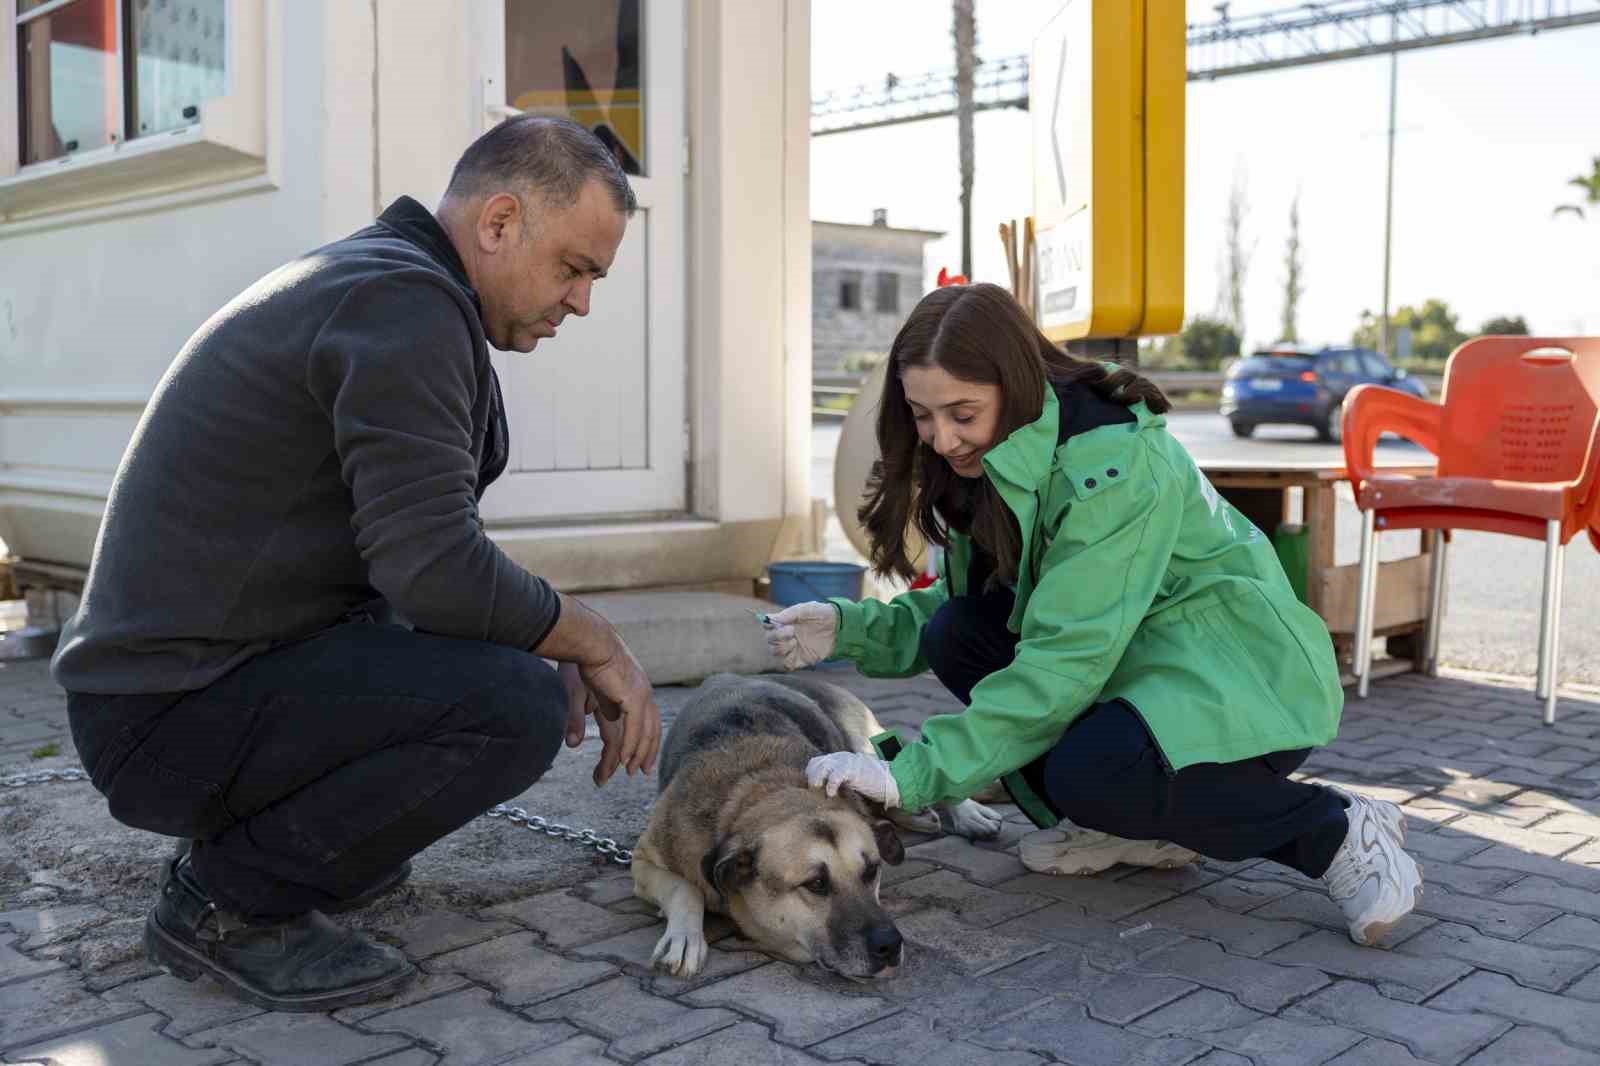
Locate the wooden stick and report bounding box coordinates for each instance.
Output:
[1022,216,1036,319]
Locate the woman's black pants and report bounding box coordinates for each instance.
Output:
[918,589,1348,878]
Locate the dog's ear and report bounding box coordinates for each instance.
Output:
[702,838,759,899]
[872,820,906,866]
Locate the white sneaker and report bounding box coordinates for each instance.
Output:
[1020,825,1199,876]
[1321,788,1423,946]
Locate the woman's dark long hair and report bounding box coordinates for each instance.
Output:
[859,283,1170,586]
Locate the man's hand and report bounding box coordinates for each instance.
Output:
[578,643,662,784]
[557,661,595,748]
[805,752,900,809]
[766,601,840,670]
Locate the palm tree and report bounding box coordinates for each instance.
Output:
[1554,156,1600,219]
[953,0,976,278]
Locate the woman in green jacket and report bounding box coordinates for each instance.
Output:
[768,283,1422,947]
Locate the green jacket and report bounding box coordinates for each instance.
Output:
[830,383,1343,825]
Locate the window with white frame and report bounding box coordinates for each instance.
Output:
[16,0,226,167]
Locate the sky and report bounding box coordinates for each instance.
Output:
[809,0,1600,351]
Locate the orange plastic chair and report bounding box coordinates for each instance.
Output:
[1342,337,1600,723]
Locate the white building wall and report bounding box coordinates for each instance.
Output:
[0,0,813,594]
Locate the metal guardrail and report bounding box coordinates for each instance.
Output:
[812,369,1444,417]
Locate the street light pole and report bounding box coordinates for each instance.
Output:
[1379,35,1398,359]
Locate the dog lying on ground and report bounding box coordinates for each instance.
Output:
[630,673,1003,979]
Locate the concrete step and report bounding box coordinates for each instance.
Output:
[584,590,782,685]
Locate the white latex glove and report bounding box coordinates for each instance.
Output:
[805,752,901,809]
[765,601,839,671]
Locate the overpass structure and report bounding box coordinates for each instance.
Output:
[811,0,1600,135]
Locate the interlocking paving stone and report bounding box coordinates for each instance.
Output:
[893,907,1053,976]
[1184,1053,1253,1066]
[1399,920,1598,992]
[680,963,896,1046]
[1404,828,1498,864]
[1243,889,1436,945]
[638,1021,869,1066]
[1467,847,1600,890]
[1525,914,1600,953]
[523,974,740,1059]
[570,872,639,908]
[1412,858,1527,898]
[0,905,110,950]
[1131,988,1364,1066]
[424,931,615,1006]
[0,969,145,1050]
[1325,1038,1440,1065]
[6,1012,233,1066]
[1430,971,1600,1049]
[359,987,576,1065]
[1266,929,1473,1003]
[1190,875,1296,914]
[983,950,1197,1024]
[1414,882,1565,938]
[991,902,1189,969]
[362,1050,441,1066]
[0,932,65,984]
[888,870,1053,928]
[484,889,659,949]
[905,836,1028,886]
[1444,815,1591,857]
[814,1010,1048,1066]
[1497,875,1600,920]
[971,1000,1208,1066]
[496,1033,612,1065]
[1131,895,1314,958]
[331,971,475,1023]
[569,923,773,997]
[184,1011,411,1066]
[995,872,1176,921]
[1288,980,1510,1062]
[380,909,521,959]
[1565,966,1600,1001]
[102,974,263,1037]
[1130,940,1328,1013]
[1462,1027,1600,1065]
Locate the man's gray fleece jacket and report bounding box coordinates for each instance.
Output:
[51,196,561,695]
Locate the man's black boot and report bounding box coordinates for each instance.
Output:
[165,839,413,913]
[145,855,416,1012]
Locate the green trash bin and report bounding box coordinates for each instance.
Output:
[1272,523,1310,605]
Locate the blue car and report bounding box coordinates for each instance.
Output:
[1220,344,1428,442]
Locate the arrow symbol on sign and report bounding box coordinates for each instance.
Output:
[1050,35,1070,205]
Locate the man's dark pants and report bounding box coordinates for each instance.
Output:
[919,587,1348,879]
[68,620,567,918]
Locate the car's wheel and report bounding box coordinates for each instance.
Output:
[1230,420,1255,438]
[1317,403,1343,443]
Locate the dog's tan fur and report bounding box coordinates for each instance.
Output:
[632,674,1000,979]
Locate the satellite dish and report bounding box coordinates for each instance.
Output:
[833,360,925,572]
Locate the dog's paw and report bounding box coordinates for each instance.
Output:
[946,799,1005,840]
[650,925,708,977]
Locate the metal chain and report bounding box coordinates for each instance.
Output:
[1,768,632,868]
[1,767,89,788]
[481,804,633,867]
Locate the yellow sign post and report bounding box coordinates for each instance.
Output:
[1031,0,1184,347]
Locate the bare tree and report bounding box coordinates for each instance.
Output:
[953,0,976,278]
[1223,164,1255,351]
[1280,191,1305,343]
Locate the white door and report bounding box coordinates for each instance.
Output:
[472,0,686,522]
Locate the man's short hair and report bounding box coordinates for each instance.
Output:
[444,114,637,217]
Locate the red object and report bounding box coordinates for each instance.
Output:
[936,267,968,287]
[1342,336,1600,721]
[1299,370,1318,383]
[909,572,937,590]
